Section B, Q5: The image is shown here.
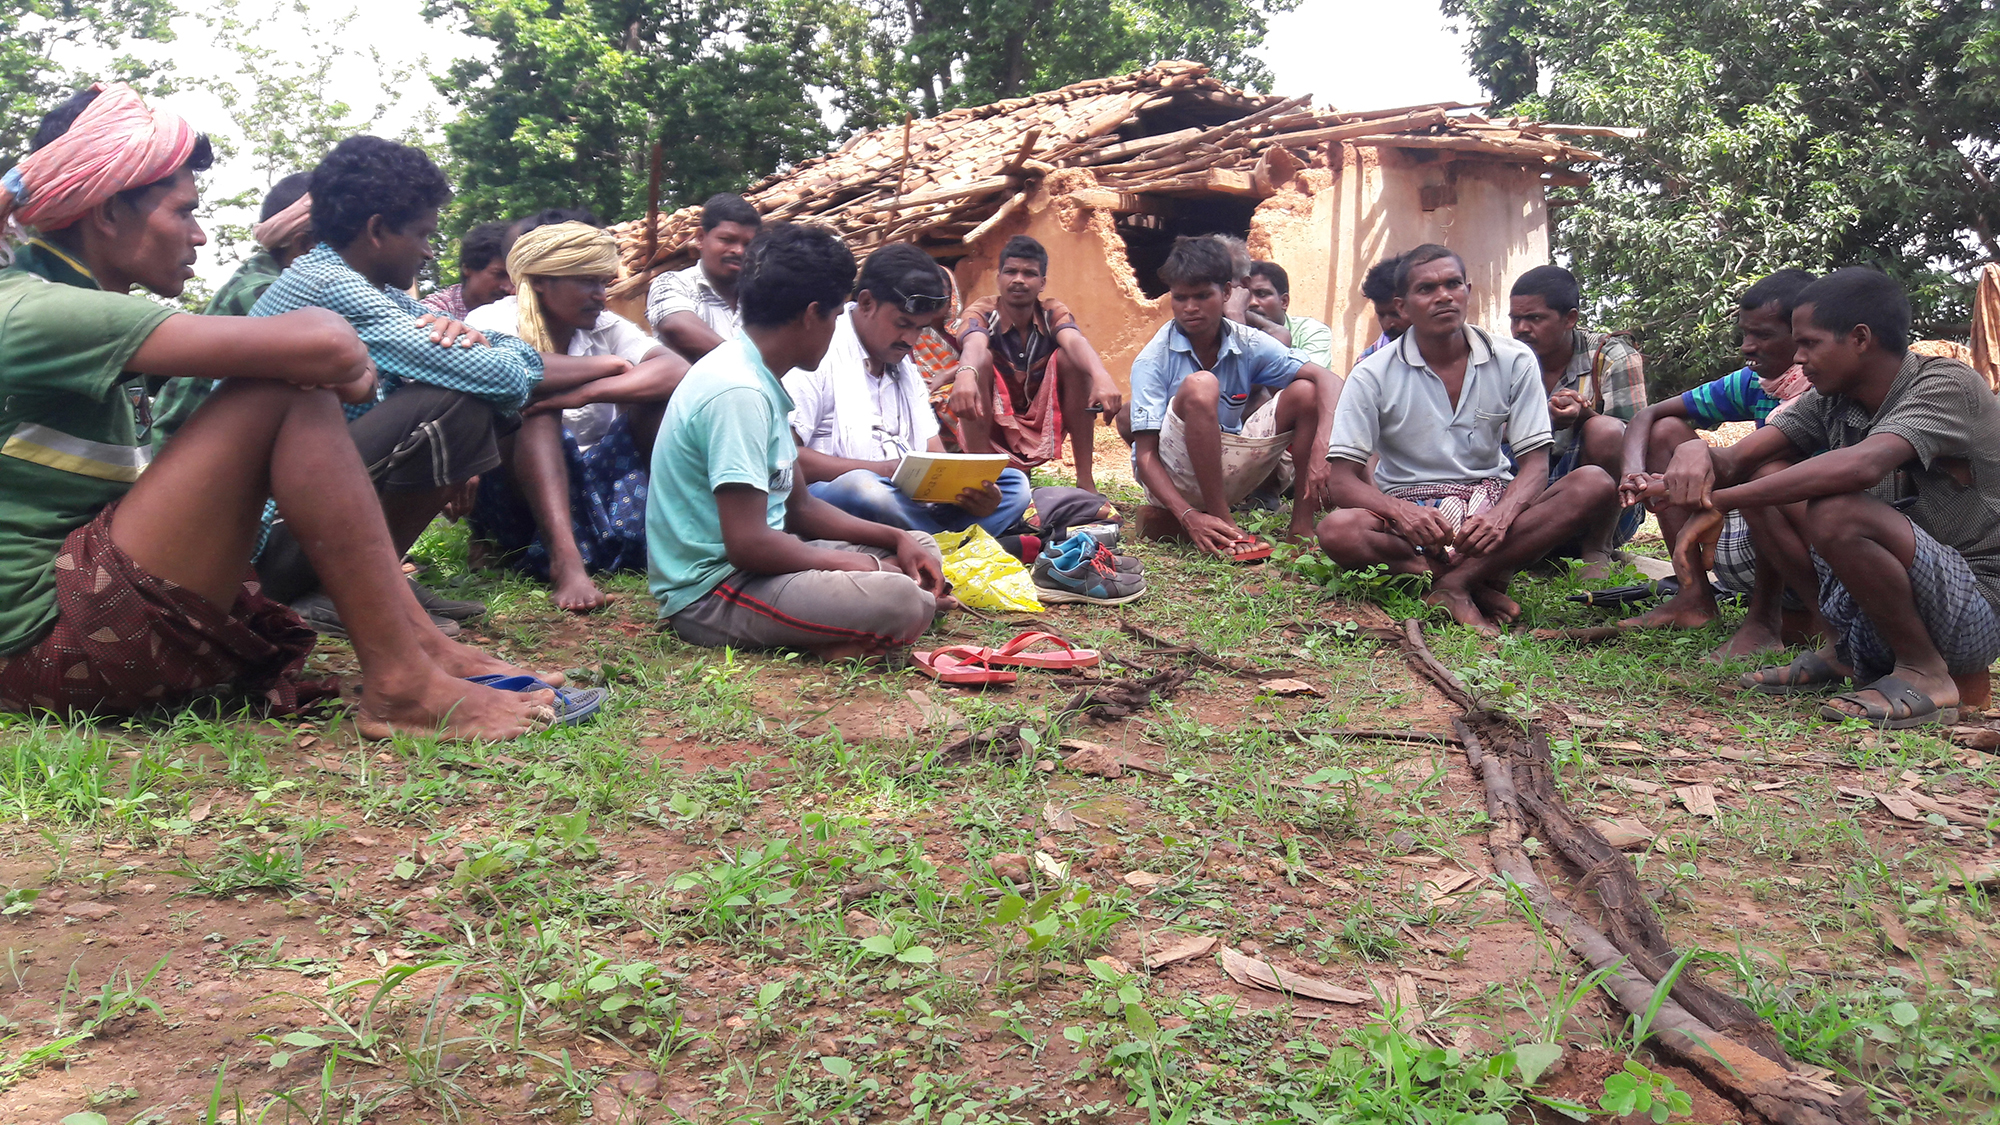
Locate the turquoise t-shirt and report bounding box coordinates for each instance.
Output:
[647,335,798,617]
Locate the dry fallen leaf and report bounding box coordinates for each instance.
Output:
[1587,816,1656,851]
[1041,802,1078,833]
[186,801,212,824]
[844,910,888,939]
[1058,739,1166,778]
[1674,784,1719,818]
[1596,775,1664,796]
[1143,933,1217,970]
[1218,946,1370,1004]
[1091,955,1134,975]
[1123,870,1169,889]
[1420,870,1479,903]
[1873,903,1915,957]
[1033,850,1070,880]
[1393,973,1422,1034]
[1257,678,1323,697]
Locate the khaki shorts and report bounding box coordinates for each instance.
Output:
[1144,395,1293,508]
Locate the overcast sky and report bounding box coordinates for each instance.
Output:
[111,0,1483,288]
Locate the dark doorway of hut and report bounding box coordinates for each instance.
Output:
[1116,195,1259,299]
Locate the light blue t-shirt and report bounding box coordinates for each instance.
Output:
[1127,318,1304,435]
[646,336,798,617]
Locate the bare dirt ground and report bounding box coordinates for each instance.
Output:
[1,449,1995,1125]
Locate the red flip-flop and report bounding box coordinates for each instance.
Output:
[981,630,1101,670]
[911,644,1018,687]
[1229,539,1274,564]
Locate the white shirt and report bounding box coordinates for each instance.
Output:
[783,309,939,461]
[1326,325,1552,489]
[646,263,742,342]
[466,296,659,448]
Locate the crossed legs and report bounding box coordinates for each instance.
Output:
[111,380,554,739]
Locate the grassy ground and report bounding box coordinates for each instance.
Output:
[1,455,1996,1124]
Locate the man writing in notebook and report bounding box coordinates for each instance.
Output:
[787,243,1032,538]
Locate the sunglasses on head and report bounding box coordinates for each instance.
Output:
[885,287,950,315]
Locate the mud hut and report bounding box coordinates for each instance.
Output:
[610,61,1623,382]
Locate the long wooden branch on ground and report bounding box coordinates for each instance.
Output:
[1396,619,1866,1124]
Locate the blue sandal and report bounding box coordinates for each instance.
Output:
[465,673,607,727]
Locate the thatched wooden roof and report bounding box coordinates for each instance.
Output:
[609,60,1621,299]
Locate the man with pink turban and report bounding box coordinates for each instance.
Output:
[0,83,577,738]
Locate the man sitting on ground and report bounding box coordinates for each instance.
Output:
[251,135,540,635]
[464,220,688,611]
[1638,269,2000,727]
[789,243,1031,538]
[1509,265,1646,574]
[1316,245,1616,635]
[1358,254,1408,360]
[648,223,946,656]
[1123,236,1340,557]
[948,235,1122,492]
[1616,269,1819,658]
[648,192,759,362]
[152,170,318,443]
[421,220,515,321]
[0,83,555,738]
[1245,260,1332,368]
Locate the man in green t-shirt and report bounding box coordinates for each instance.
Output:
[152,171,318,443]
[647,222,946,657]
[0,83,563,739]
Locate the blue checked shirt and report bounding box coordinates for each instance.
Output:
[251,243,541,419]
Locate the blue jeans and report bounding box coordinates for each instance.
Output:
[809,467,1032,538]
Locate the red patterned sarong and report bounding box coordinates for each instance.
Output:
[0,505,322,716]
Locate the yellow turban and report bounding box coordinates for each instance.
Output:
[506,221,620,353]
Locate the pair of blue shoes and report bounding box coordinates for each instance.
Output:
[466,674,607,727]
[1032,532,1146,606]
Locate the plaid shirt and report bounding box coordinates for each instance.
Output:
[1549,329,1645,455]
[251,244,540,421]
[420,283,468,320]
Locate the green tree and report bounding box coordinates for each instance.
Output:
[190,0,434,266]
[422,0,1294,236]
[1443,0,2000,395]
[1,0,178,169]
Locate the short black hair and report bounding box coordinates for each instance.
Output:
[260,172,312,221]
[1361,255,1404,303]
[1510,264,1580,314]
[31,87,215,219]
[1796,267,1910,356]
[856,241,946,304]
[1395,244,1467,297]
[1158,236,1235,290]
[1737,269,1816,318]
[740,223,856,329]
[998,234,1048,276]
[459,220,512,273]
[511,207,601,238]
[309,135,451,250]
[1248,260,1289,296]
[701,193,761,233]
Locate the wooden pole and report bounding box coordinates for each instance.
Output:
[644,141,663,272]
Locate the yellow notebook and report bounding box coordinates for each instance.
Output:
[891,453,1011,503]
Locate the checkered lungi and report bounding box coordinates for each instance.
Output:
[1813,519,2000,680]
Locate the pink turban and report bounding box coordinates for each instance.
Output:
[0,83,197,235]
[251,192,313,251]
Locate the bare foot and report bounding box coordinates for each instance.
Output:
[1619,588,1720,631]
[1473,580,1521,623]
[550,564,610,614]
[1575,552,1614,585]
[423,634,567,688]
[1427,583,1500,637]
[355,668,555,741]
[1074,473,1097,495]
[1706,619,1784,664]
[466,538,493,571]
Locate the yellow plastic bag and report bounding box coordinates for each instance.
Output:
[932,526,1043,614]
